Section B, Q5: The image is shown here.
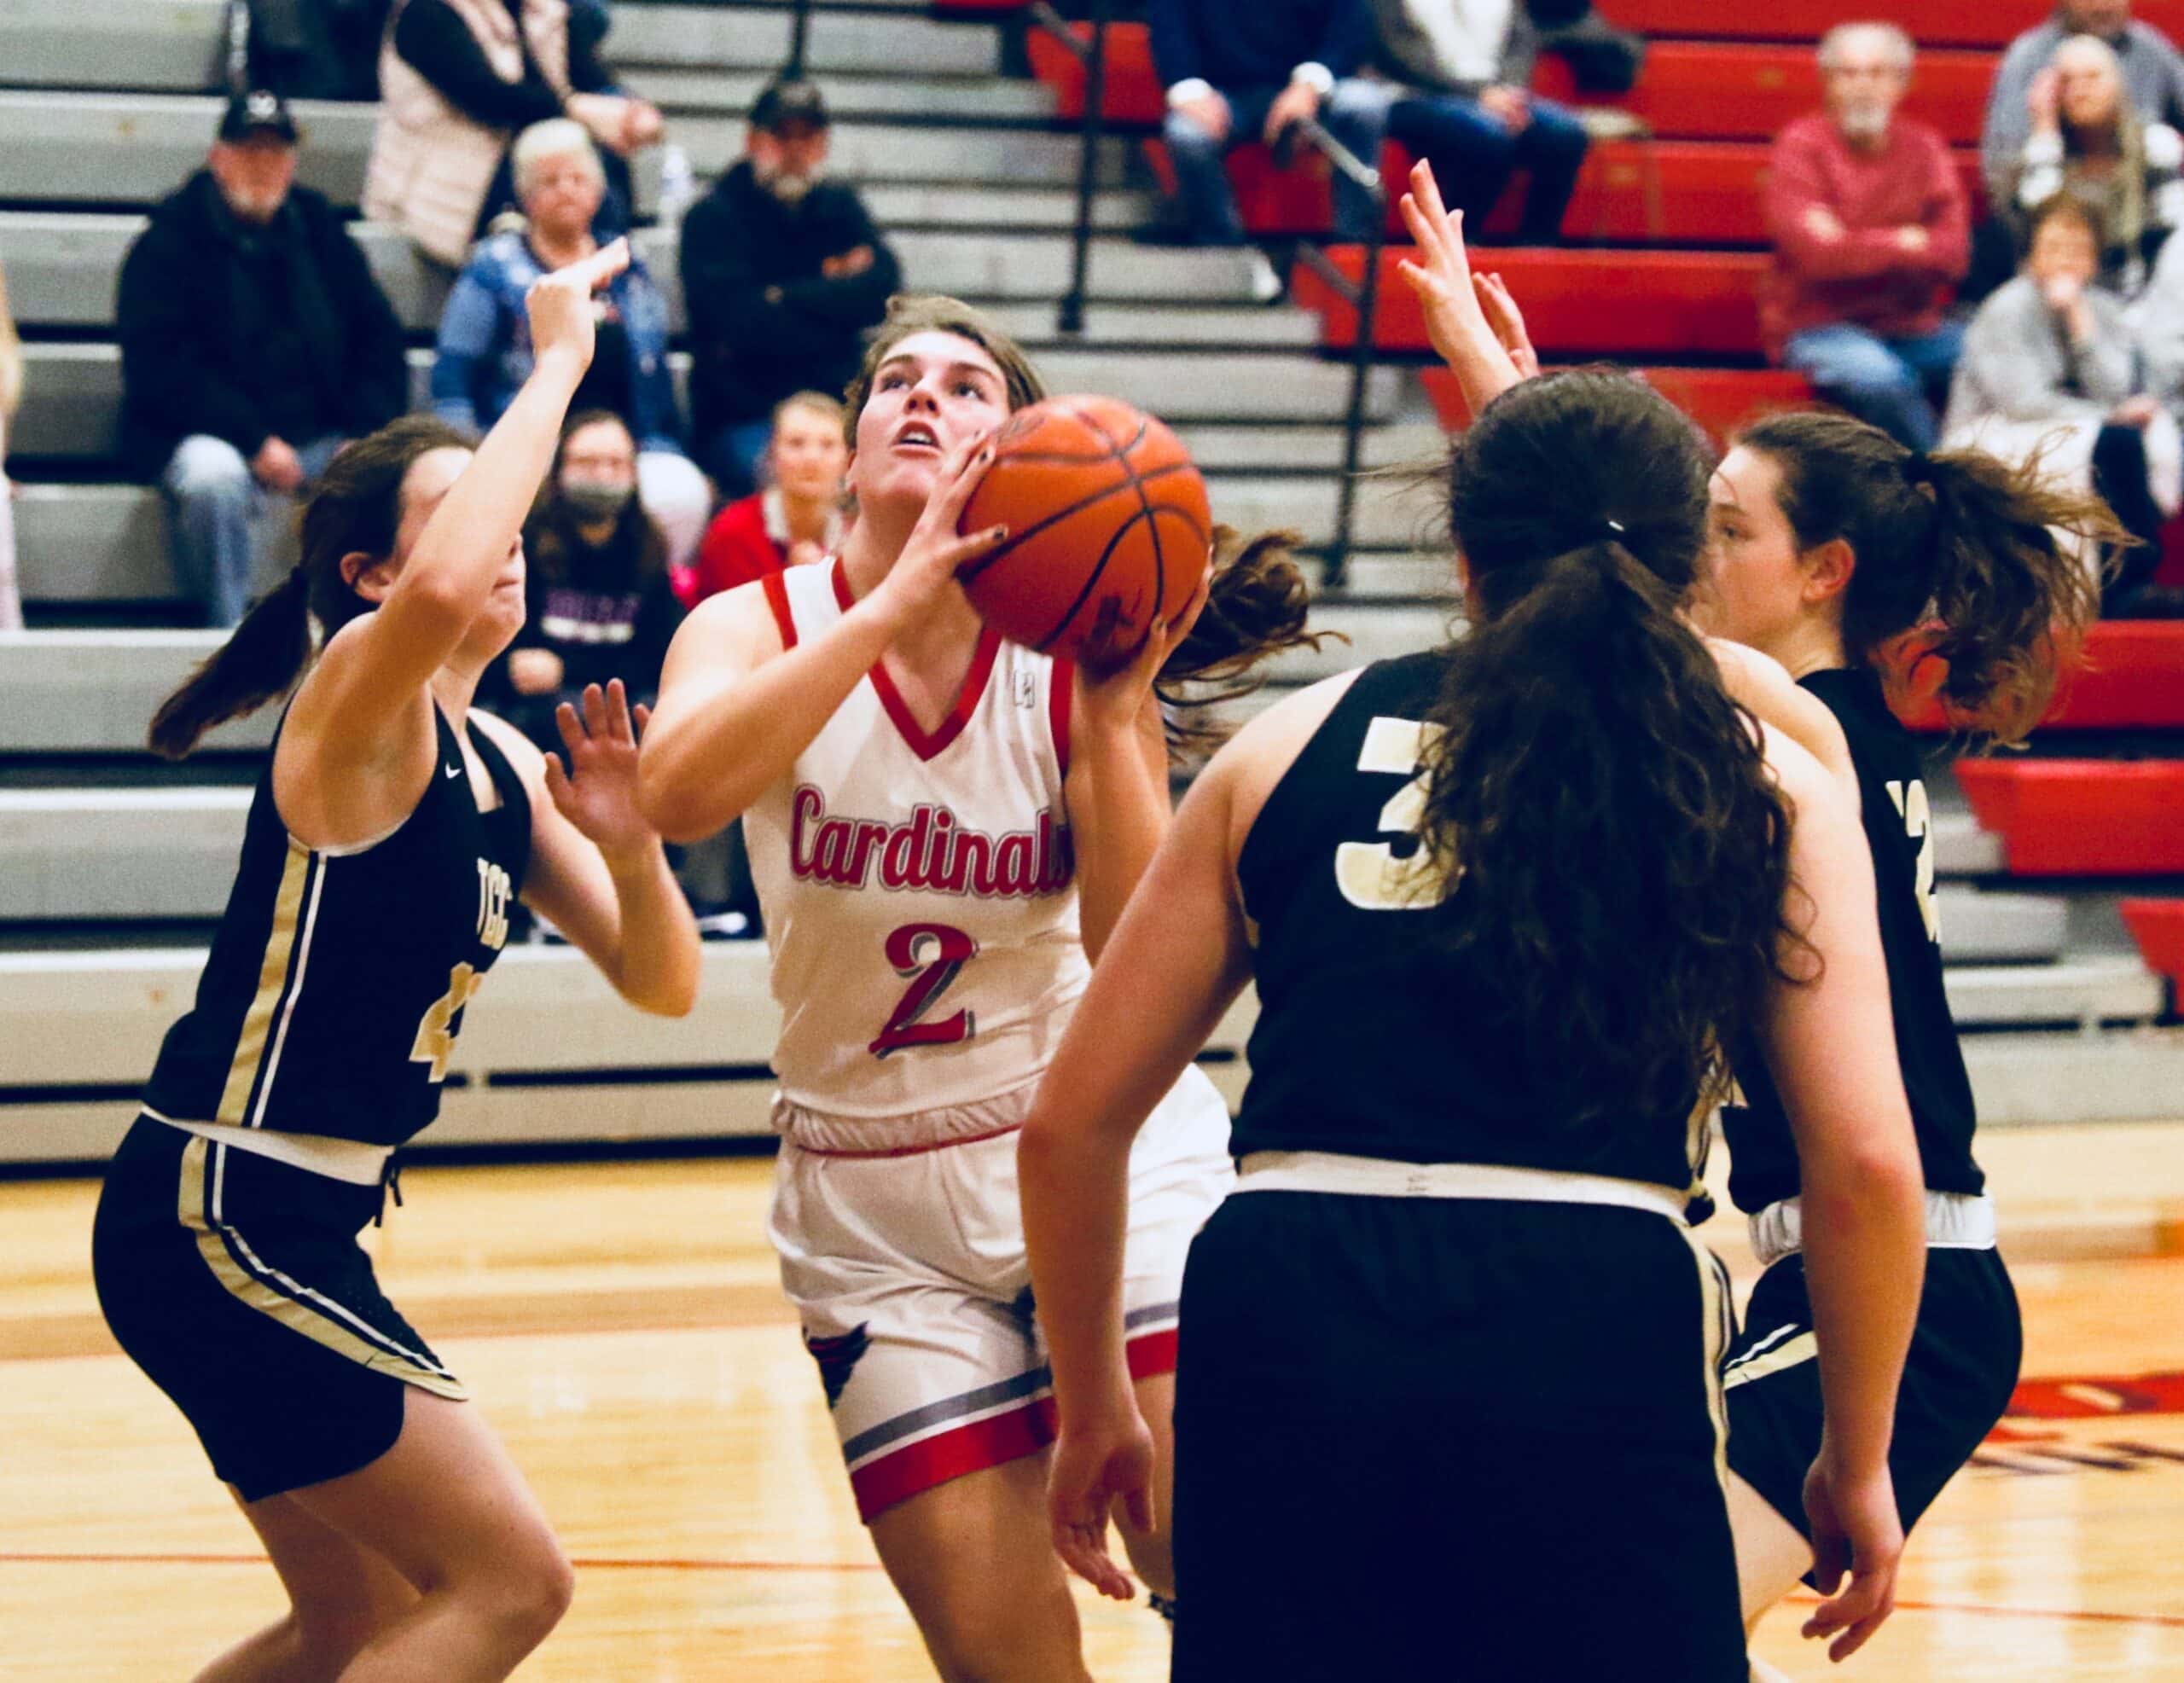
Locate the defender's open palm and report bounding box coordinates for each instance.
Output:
[1396,160,1519,398]
[546,680,658,861]
[1047,1410,1156,1601]
[526,238,631,372]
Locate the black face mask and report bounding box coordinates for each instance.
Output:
[562,480,634,521]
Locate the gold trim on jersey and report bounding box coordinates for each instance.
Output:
[1675,1225,1735,1495]
[1722,1331,1819,1393]
[174,1136,468,1400]
[215,841,314,1127]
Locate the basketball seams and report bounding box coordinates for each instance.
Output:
[957,459,1198,583]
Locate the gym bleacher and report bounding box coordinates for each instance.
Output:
[3,0,2183,1169]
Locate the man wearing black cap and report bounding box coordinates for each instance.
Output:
[116,92,408,626]
[680,78,902,496]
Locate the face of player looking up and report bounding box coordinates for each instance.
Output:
[346,446,530,663]
[1699,445,1827,659]
[848,330,1010,533]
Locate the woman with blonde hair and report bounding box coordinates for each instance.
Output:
[2010,31,2184,293]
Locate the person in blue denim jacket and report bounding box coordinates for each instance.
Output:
[432,119,711,567]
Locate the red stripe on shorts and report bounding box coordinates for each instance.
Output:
[797,1122,1023,1160]
[845,1326,1182,1522]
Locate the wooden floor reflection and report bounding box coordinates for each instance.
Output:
[3,1129,2182,1681]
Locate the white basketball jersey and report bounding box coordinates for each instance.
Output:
[745,560,1092,1117]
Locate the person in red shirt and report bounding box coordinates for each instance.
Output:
[676,390,848,606]
[1764,22,1971,451]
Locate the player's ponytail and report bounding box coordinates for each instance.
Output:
[1735,410,2113,746]
[148,416,472,758]
[1424,371,1797,1124]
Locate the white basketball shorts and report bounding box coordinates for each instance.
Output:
[766,1063,1234,1521]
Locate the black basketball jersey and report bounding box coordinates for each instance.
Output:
[1230,651,1712,1204]
[1722,667,1984,1214]
[142,706,531,1148]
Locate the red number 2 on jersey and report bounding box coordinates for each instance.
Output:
[869,923,979,1058]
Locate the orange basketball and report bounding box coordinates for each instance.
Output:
[957,395,1212,667]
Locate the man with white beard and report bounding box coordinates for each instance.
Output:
[1760,23,1971,451]
[679,79,902,497]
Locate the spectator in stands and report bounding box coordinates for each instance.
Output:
[364,0,661,268]
[0,259,20,630]
[2001,32,2184,293]
[1362,0,1590,242]
[679,391,849,607]
[679,79,899,497]
[1984,0,2184,207]
[479,408,686,753]
[117,92,409,629]
[1945,194,2181,613]
[1763,22,1969,453]
[433,119,710,569]
[1148,0,1388,300]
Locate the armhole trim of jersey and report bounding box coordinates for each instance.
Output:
[761,569,798,651]
[1050,659,1073,777]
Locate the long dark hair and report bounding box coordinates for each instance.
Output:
[528,409,667,588]
[847,293,1324,722]
[1426,371,1798,1123]
[1735,409,2111,744]
[148,416,473,758]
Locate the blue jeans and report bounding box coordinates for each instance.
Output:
[703,420,776,500]
[1781,322,1965,453]
[1386,91,1590,241]
[1164,79,1389,245]
[161,434,346,628]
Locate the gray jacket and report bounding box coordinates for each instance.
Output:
[1982,16,2184,201]
[1369,0,1539,96]
[2137,223,2184,408]
[1943,274,2137,440]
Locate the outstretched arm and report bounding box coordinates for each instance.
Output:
[476,685,700,1016]
[1395,160,1530,419]
[1024,750,1255,1599]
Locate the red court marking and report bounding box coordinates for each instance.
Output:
[2005,1372,2184,1421]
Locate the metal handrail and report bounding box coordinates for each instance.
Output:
[1283,113,1386,590]
[786,0,813,77]
[1025,0,1111,337]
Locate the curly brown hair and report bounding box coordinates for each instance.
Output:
[1427,370,1800,1123]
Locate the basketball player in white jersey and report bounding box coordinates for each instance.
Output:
[639,294,1308,1680]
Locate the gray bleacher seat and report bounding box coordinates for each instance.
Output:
[0,0,224,93]
[11,340,1398,461]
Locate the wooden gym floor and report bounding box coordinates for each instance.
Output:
[3,1120,2182,1681]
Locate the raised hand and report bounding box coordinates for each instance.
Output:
[1045,1405,1157,1601]
[1473,270,1540,380]
[1395,159,1524,410]
[543,680,659,864]
[526,237,631,374]
[871,430,1008,632]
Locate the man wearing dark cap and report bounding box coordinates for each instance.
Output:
[680,78,902,496]
[116,92,408,625]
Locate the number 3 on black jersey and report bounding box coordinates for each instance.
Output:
[1885,778,1941,943]
[1335,716,1450,911]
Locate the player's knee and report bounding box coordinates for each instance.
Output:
[468,1535,576,1651]
[916,1581,1079,1683]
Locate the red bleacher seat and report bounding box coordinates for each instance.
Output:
[1026,23,1165,125]
[1895,624,2184,733]
[1420,366,1811,437]
[1602,0,2184,50]
[1531,44,1994,147]
[1954,760,2184,875]
[2121,900,2184,990]
[1294,247,1771,356]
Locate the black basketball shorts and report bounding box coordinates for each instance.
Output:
[91,1117,465,1503]
[1169,1188,1749,1681]
[1724,1245,2022,1554]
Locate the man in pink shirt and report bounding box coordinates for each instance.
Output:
[1765,22,1972,450]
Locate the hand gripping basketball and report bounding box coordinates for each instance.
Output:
[874,431,1011,630]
